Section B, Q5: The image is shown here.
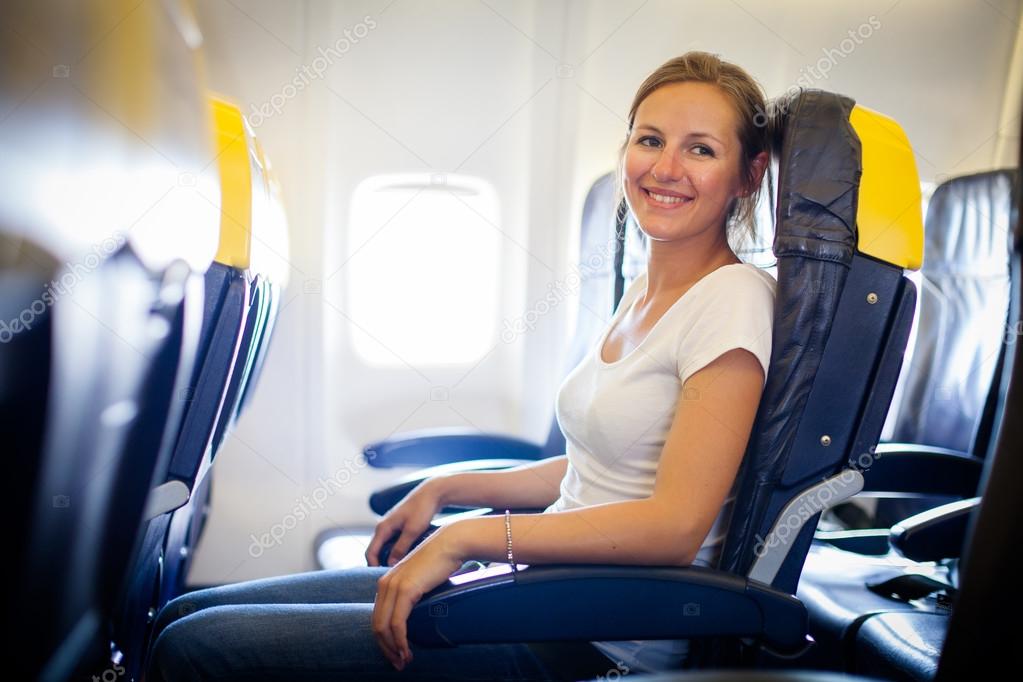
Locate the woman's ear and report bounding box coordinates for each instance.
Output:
[741,151,770,197]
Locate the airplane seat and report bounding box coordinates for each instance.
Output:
[2,3,222,678]
[161,114,291,609]
[110,231,259,677]
[830,169,1016,533]
[7,240,209,681]
[111,95,290,679]
[396,89,923,673]
[23,249,204,682]
[794,170,1020,676]
[888,170,1015,457]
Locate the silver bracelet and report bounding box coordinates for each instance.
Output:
[504,509,517,572]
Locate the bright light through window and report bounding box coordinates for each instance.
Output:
[347,173,501,366]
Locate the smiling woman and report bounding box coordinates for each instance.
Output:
[146,51,775,681]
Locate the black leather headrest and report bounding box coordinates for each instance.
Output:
[720,89,861,577]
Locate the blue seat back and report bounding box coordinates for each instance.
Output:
[720,91,920,597]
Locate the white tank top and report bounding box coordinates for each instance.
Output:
[543,262,777,672]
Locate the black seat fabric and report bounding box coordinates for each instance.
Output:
[718,91,892,590]
[12,247,198,681]
[795,543,950,671]
[853,612,947,681]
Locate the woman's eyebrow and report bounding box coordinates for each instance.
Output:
[688,131,724,145]
[635,124,664,134]
[635,124,724,146]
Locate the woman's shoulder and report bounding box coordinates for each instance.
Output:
[699,263,777,301]
[722,262,776,286]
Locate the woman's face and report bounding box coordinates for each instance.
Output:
[623,81,748,245]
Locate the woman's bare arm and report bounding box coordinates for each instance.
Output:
[430,454,568,510]
[439,348,764,567]
[366,455,568,567]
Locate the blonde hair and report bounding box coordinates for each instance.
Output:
[619,51,770,247]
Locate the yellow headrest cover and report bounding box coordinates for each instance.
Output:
[209,95,252,269]
[850,105,924,271]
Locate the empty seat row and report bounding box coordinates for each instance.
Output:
[2,3,289,678]
[795,169,1019,680]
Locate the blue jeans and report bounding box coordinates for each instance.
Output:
[147,567,617,681]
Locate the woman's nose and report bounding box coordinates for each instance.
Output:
[650,149,684,183]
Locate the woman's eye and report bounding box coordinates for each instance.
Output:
[692,145,715,157]
[637,136,662,148]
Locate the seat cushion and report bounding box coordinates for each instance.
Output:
[853,611,947,680]
[796,543,948,669]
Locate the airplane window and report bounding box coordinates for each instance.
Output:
[346,173,501,366]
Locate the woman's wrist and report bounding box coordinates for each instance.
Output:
[422,473,457,507]
[438,515,505,563]
[432,519,469,563]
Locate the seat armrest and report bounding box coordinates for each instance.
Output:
[858,443,982,497]
[368,458,536,515]
[407,564,807,655]
[813,529,891,555]
[142,480,190,521]
[890,497,980,562]
[363,428,545,468]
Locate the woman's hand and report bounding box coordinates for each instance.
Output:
[365,477,447,567]
[372,526,464,670]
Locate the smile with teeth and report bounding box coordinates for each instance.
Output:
[644,188,693,207]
